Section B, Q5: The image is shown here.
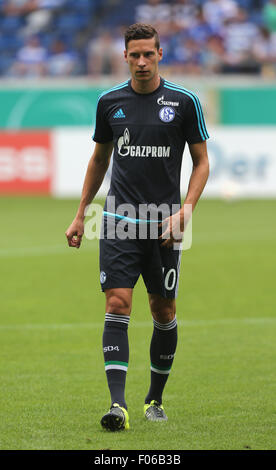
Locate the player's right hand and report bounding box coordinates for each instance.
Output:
[65,218,84,248]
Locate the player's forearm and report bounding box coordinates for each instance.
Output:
[75,155,109,220]
[182,160,209,211]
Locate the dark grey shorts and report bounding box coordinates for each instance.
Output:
[99,217,182,299]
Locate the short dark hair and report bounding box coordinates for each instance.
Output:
[124,23,160,50]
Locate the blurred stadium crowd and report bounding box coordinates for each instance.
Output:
[0,0,276,78]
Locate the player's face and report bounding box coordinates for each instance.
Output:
[124,38,163,82]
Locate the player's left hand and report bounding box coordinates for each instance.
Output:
[158,208,191,248]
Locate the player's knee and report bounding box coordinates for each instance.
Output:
[106,293,131,315]
[153,310,175,324]
[149,297,176,323]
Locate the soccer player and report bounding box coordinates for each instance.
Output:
[65,23,209,431]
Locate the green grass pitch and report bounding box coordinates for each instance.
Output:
[0,196,275,450]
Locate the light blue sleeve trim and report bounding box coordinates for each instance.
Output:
[164,81,209,140]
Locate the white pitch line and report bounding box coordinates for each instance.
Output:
[1,231,275,258]
[0,317,275,331]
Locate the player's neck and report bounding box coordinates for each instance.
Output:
[131,74,161,94]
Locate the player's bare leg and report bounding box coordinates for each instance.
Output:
[101,288,132,431]
[149,294,176,323]
[105,288,133,316]
[144,294,177,421]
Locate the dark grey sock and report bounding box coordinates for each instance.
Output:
[102,313,130,409]
[145,317,178,405]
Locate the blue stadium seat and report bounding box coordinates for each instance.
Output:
[0,15,24,33]
[0,34,24,52]
[39,31,74,49]
[101,8,136,28]
[66,0,96,12]
[0,55,14,76]
[56,14,90,32]
[100,0,138,27]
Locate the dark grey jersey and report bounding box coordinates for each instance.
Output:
[93,77,209,215]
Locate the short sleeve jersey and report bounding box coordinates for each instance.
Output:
[93,77,209,215]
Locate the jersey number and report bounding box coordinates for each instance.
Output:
[163,268,177,291]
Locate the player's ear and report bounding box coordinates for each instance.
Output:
[124,49,128,62]
[158,47,163,62]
